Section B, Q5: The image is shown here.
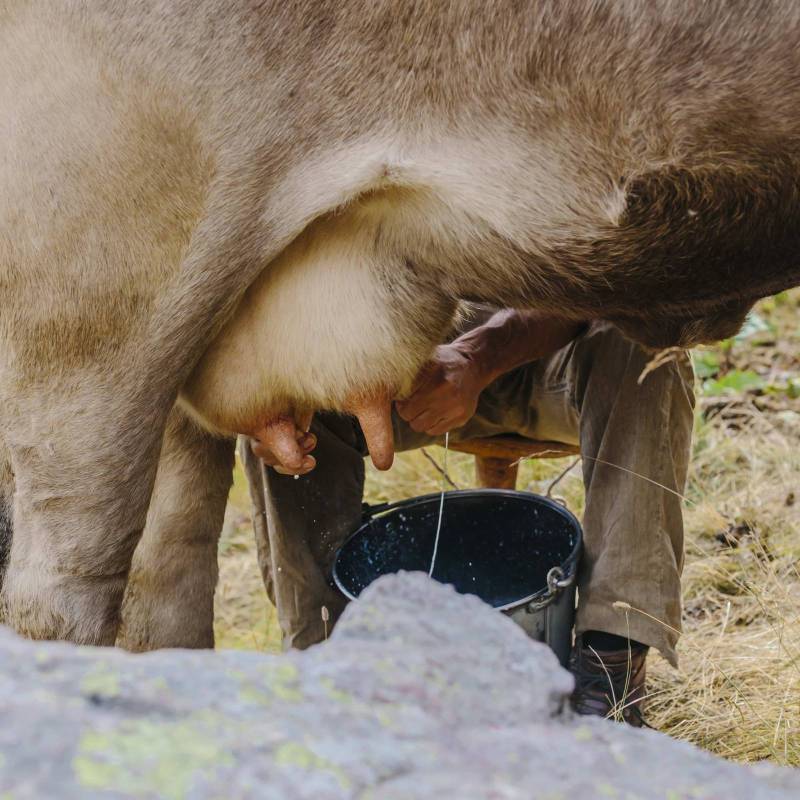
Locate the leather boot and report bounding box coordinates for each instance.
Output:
[569,636,649,727]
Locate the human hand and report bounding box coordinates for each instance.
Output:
[395,344,488,436]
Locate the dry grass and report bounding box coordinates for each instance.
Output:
[214,293,800,767]
[213,465,281,652]
[646,405,800,766]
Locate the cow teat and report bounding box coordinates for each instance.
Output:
[344,391,395,471]
[251,414,316,474]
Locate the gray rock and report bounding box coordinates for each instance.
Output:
[0,572,796,799]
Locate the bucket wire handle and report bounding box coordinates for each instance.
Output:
[525,566,575,613]
[547,565,575,592]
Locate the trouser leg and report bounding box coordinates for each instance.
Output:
[562,325,694,666]
[242,414,366,650]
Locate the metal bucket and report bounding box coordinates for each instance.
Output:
[332,489,582,666]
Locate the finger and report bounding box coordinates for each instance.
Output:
[352,396,395,471]
[298,432,317,453]
[409,409,442,433]
[394,400,412,422]
[396,388,433,422]
[253,418,305,471]
[424,419,453,437]
[397,385,448,424]
[406,362,436,394]
[396,373,439,420]
[394,400,415,422]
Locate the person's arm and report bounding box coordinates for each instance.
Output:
[395,310,585,436]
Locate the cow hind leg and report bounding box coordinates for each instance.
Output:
[117,408,234,651]
[0,375,172,645]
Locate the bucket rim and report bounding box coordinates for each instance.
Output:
[332,488,583,611]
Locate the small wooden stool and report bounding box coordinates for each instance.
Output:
[450,435,580,490]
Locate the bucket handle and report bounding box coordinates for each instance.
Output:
[524,566,575,613]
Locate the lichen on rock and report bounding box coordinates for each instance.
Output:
[0,573,797,799]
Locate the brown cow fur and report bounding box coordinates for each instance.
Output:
[1,1,799,645]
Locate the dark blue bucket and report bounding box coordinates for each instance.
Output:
[332,489,582,665]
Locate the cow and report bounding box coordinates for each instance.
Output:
[1,0,799,648]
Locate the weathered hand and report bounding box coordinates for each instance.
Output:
[395,344,487,436]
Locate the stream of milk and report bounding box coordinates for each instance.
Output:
[428,431,449,578]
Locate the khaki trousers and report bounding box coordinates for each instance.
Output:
[242,323,694,666]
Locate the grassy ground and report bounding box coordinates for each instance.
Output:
[214,292,800,767]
